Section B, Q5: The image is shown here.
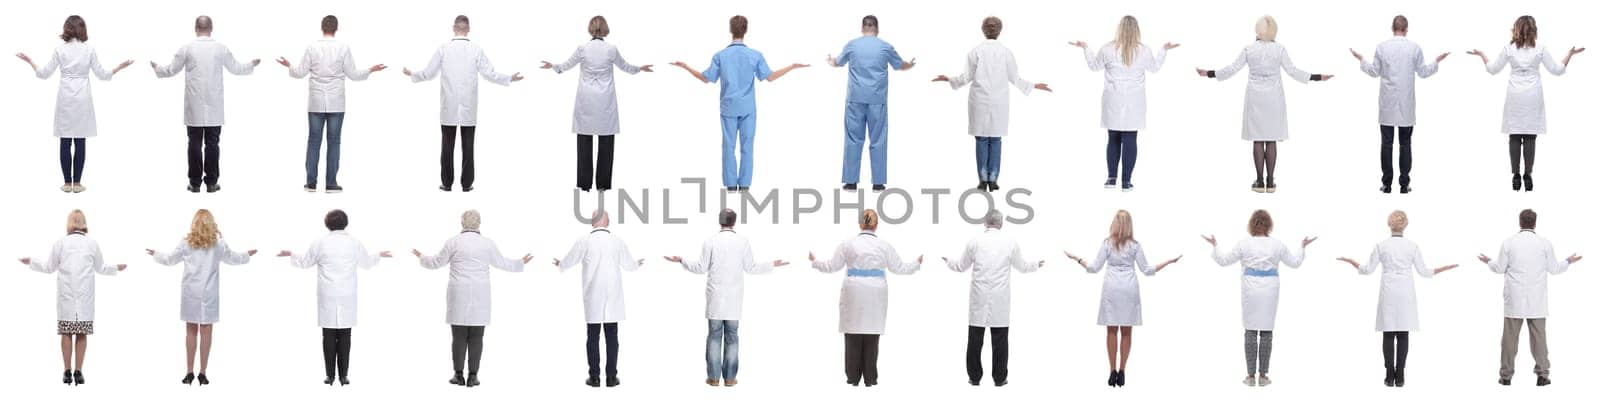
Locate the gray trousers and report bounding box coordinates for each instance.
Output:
[1500,318,1550,380]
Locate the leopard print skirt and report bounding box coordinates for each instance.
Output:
[57,321,94,335]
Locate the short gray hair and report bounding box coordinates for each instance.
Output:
[195,15,213,33]
[453,15,470,33]
[718,209,738,228]
[461,209,481,231]
[591,209,610,227]
[983,210,1005,228]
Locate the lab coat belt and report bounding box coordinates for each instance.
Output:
[1243,267,1279,277]
[847,268,885,278]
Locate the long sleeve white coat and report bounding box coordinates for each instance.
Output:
[29,233,119,321]
[1211,41,1314,141]
[32,40,116,138]
[1485,44,1568,135]
[153,37,256,126]
[946,40,1034,137]
[1210,236,1306,330]
[409,37,515,126]
[557,228,641,323]
[1083,239,1158,326]
[945,228,1040,328]
[1486,230,1572,318]
[151,238,252,324]
[678,230,774,321]
[552,39,642,136]
[287,231,384,328]
[419,231,526,326]
[812,231,920,334]
[1358,37,1439,127]
[1355,236,1434,332]
[286,39,373,113]
[1081,43,1166,131]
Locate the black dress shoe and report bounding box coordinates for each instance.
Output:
[968,380,980,386]
[977,182,989,191]
[466,374,480,387]
[183,372,195,385]
[197,373,210,386]
[864,380,877,387]
[440,185,452,192]
[324,376,335,385]
[1523,174,1533,192]
[843,183,858,191]
[73,370,84,385]
[1400,186,1412,194]
[586,377,602,387]
[988,182,999,192]
[1384,368,1396,387]
[1499,378,1511,386]
[848,380,860,387]
[1115,370,1125,387]
[462,187,474,193]
[338,376,350,386]
[450,373,466,386]
[1536,376,1551,386]
[995,380,1008,387]
[64,370,73,385]
[188,185,201,193]
[871,184,886,192]
[1512,174,1523,191]
[1379,185,1392,194]
[605,377,621,387]
[206,185,221,193]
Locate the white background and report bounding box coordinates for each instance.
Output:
[1,0,1596,401]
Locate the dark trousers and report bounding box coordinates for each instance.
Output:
[1382,331,1410,370]
[59,138,86,183]
[441,126,477,189]
[585,323,619,379]
[187,126,223,187]
[1380,126,1413,187]
[1105,130,1138,184]
[844,333,881,385]
[966,326,1010,384]
[576,134,616,191]
[321,328,352,378]
[1509,134,1536,175]
[451,325,486,375]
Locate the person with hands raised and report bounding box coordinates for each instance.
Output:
[539,16,652,193]
[19,209,126,386]
[1064,210,1180,388]
[403,15,523,193]
[666,15,809,193]
[809,209,921,388]
[944,210,1042,387]
[1349,16,1447,194]
[826,15,916,192]
[150,15,260,194]
[278,15,386,194]
[1202,209,1313,387]
[1476,209,1581,387]
[146,209,255,386]
[277,209,392,387]
[411,210,531,388]
[1332,210,1457,387]
[17,15,135,194]
[932,16,1051,193]
[554,209,643,388]
[1465,15,1583,192]
[1068,16,1178,192]
[663,209,787,387]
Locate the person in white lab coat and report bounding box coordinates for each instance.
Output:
[1349,16,1447,194]
[404,15,524,193]
[146,209,255,385]
[1069,16,1179,192]
[1466,16,1584,192]
[944,210,1044,387]
[276,15,388,194]
[150,16,260,194]
[1475,209,1582,386]
[1202,209,1315,387]
[933,16,1052,193]
[1196,16,1333,194]
[808,209,922,387]
[411,209,532,388]
[16,15,134,194]
[540,16,652,193]
[1065,210,1180,387]
[554,209,644,388]
[17,209,126,386]
[277,209,393,386]
[1334,210,1458,387]
[663,209,788,387]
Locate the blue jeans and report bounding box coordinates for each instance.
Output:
[720,112,757,188]
[706,320,740,381]
[306,112,345,187]
[975,136,1002,182]
[842,102,889,185]
[59,138,86,183]
[1106,130,1138,185]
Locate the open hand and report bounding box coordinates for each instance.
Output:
[275,57,291,67]
[664,256,683,263]
[1302,236,1319,247]
[1201,235,1217,246]
[1163,42,1181,50]
[277,250,292,257]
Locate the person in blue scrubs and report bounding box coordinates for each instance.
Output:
[670,15,809,192]
[827,15,916,192]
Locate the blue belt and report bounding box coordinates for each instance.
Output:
[847,268,885,278]
[1243,267,1279,277]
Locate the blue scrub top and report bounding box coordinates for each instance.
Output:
[837,35,904,105]
[702,41,772,117]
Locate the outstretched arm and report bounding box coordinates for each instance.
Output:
[669,61,710,83]
[766,62,809,82]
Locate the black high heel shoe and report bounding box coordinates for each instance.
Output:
[72,370,84,385]
[183,372,195,385]
[450,373,466,386]
[1115,370,1126,387]
[466,374,480,388]
[1523,174,1533,192]
[63,370,73,385]
[1512,174,1523,191]
[1107,371,1117,387]
[197,373,210,386]
[324,376,335,386]
[338,376,350,386]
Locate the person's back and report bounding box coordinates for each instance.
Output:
[294,39,359,111]
[701,231,757,317]
[962,40,1020,105]
[707,44,770,116]
[572,40,634,92]
[45,234,110,318]
[1370,236,1425,277]
[434,39,488,119]
[842,35,898,104]
[1494,230,1565,317]
[164,38,253,124]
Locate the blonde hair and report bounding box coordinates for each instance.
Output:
[66,209,88,234]
[1109,210,1135,250]
[187,209,221,249]
[1255,15,1278,42]
[859,209,880,230]
[1387,210,1409,234]
[1115,16,1142,66]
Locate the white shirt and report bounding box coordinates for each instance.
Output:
[1081,43,1167,131]
[1358,36,1439,127]
[28,233,118,321]
[287,231,384,328]
[1210,236,1307,330]
[151,238,252,324]
[678,229,774,321]
[1355,236,1434,332]
[1485,44,1567,135]
[409,37,515,126]
[945,228,1040,327]
[32,40,116,138]
[1083,239,1158,327]
[946,40,1035,137]
[1212,41,1314,141]
[1486,230,1572,318]
[557,228,641,323]
[287,39,373,113]
[553,39,643,135]
[418,231,526,326]
[153,37,256,126]
[811,231,920,334]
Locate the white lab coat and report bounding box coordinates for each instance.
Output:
[1485,44,1567,135]
[1358,36,1439,127]
[678,229,774,321]
[1210,236,1307,330]
[1083,239,1158,327]
[410,37,515,126]
[812,231,921,334]
[558,228,641,323]
[151,238,252,324]
[1212,41,1314,141]
[419,231,526,326]
[553,39,642,136]
[1486,230,1572,319]
[32,40,116,138]
[287,39,374,113]
[28,233,118,321]
[287,231,384,328]
[1081,43,1167,131]
[153,37,256,126]
[946,40,1035,137]
[1355,236,1434,332]
[945,228,1040,328]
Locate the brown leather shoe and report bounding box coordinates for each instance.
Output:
[724,379,738,387]
[706,378,720,387]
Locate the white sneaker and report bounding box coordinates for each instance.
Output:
[1244,375,1257,387]
[60,185,73,193]
[71,184,86,193]
[1257,375,1271,387]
